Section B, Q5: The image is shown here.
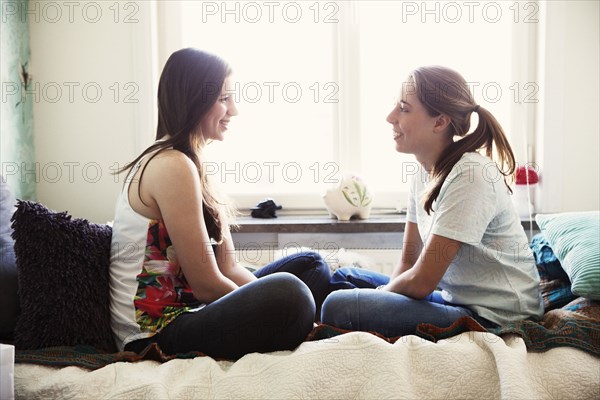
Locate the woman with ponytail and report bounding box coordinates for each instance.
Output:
[109,48,330,359]
[321,66,543,337]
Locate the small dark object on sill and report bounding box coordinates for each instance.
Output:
[251,199,282,218]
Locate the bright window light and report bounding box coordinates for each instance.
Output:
[177,1,530,211]
[181,2,337,204]
[356,1,512,195]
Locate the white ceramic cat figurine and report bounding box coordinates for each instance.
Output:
[323,173,373,221]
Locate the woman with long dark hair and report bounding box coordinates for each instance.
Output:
[109,48,330,359]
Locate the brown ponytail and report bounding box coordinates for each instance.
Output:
[409,66,516,214]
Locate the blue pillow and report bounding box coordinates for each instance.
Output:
[530,233,576,310]
[535,212,600,300]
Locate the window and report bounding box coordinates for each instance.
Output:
[180,1,337,210]
[170,0,537,211]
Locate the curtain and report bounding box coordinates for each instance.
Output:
[0,0,36,200]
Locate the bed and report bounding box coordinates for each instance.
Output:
[9,202,600,399]
[13,329,600,399]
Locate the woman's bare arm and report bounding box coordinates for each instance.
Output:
[214,229,258,286]
[389,221,423,279]
[139,150,239,303]
[384,233,461,299]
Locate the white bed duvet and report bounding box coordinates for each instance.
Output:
[15,331,600,399]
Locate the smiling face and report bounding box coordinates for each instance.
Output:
[386,80,439,155]
[386,79,454,170]
[199,76,238,142]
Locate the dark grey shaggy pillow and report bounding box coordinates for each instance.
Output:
[11,201,116,352]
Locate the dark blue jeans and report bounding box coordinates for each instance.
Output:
[125,251,330,359]
[253,250,331,318]
[322,267,495,338]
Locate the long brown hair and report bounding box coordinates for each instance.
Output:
[117,48,231,242]
[409,66,516,214]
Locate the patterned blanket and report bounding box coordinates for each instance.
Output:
[310,297,600,354]
[15,297,599,371]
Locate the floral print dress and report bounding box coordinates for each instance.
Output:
[134,220,203,335]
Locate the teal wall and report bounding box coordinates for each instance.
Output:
[0,0,36,200]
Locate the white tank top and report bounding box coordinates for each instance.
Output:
[108,159,202,351]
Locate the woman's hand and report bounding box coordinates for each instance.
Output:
[386,234,461,299]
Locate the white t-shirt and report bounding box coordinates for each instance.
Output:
[407,152,544,325]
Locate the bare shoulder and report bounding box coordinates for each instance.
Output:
[145,149,199,183]
[151,149,196,169]
[137,149,204,221]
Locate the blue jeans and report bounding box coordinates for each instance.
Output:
[254,250,331,318]
[322,267,484,338]
[125,251,330,359]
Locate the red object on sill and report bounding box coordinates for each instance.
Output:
[515,165,539,185]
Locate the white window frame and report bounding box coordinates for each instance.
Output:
[148,0,539,214]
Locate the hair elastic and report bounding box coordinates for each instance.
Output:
[472,105,480,112]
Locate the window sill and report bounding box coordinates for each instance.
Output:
[233,213,539,234]
[233,213,405,234]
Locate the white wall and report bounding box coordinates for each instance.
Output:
[28,1,599,222]
[536,1,600,212]
[28,1,157,223]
